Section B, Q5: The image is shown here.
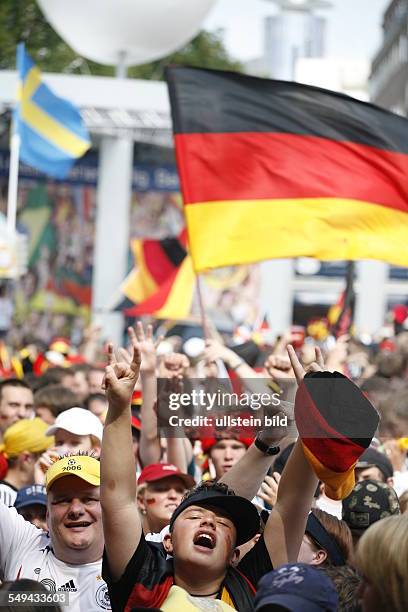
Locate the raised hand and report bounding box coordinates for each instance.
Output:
[103,343,141,407]
[126,322,162,374]
[287,344,324,386]
[158,352,190,380]
[264,354,294,380]
[258,472,281,507]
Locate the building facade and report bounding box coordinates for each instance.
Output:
[370,0,408,114]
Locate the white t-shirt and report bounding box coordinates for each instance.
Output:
[0,482,18,506]
[0,504,111,611]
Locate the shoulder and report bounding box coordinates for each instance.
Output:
[103,535,173,610]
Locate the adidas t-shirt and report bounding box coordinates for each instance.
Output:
[0,504,111,611]
[0,480,18,506]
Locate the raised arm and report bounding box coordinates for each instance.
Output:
[100,343,142,582]
[128,323,162,467]
[263,345,323,567]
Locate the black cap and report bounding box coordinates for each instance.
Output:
[169,482,260,546]
[342,479,400,533]
[356,447,393,481]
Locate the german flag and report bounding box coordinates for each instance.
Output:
[121,229,195,320]
[124,254,195,320]
[122,230,188,304]
[295,371,379,499]
[166,66,408,272]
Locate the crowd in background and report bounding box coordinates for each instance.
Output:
[0,313,406,612]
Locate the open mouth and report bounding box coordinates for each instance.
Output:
[65,521,92,529]
[193,531,216,550]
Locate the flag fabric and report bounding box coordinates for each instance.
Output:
[15,43,90,178]
[295,371,379,500]
[166,66,408,272]
[328,262,356,337]
[121,230,195,320]
[122,230,188,305]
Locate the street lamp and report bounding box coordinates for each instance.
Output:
[36,0,217,343]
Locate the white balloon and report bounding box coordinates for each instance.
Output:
[37,0,217,66]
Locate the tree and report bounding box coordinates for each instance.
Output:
[0,0,242,77]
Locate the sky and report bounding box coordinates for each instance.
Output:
[203,0,390,63]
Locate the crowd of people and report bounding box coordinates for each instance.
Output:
[0,319,406,612]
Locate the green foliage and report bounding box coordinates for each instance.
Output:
[0,0,242,77]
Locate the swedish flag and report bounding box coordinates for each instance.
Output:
[15,43,90,179]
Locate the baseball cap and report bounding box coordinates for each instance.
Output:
[14,485,47,509]
[46,407,103,443]
[138,463,195,489]
[356,447,393,481]
[342,479,400,533]
[45,454,100,491]
[169,482,260,546]
[254,564,338,612]
[0,418,53,458]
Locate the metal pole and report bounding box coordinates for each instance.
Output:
[116,51,127,78]
[7,132,20,235]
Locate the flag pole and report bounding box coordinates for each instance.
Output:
[195,274,210,341]
[6,129,20,235]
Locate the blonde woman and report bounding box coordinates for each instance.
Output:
[356,514,408,612]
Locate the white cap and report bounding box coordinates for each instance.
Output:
[46,407,103,442]
[183,337,205,359]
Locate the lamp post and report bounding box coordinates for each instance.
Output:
[37,0,216,344]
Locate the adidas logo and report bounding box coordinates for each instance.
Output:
[58,579,77,592]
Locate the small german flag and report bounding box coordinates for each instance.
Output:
[166,67,408,272]
[122,230,195,320]
[295,371,379,500]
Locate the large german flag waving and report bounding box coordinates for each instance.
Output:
[166,66,408,272]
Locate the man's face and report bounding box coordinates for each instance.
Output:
[87,397,108,420]
[210,440,247,478]
[0,386,34,433]
[47,476,103,563]
[54,428,96,454]
[35,406,55,425]
[139,476,187,533]
[88,370,105,395]
[71,371,89,402]
[165,504,237,576]
[355,466,385,483]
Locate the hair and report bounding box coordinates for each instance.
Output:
[0,579,62,612]
[375,351,406,378]
[33,367,74,392]
[17,504,47,525]
[71,363,92,375]
[34,385,78,418]
[0,379,32,401]
[310,508,354,566]
[85,393,107,407]
[398,490,408,514]
[322,565,362,612]
[356,514,408,612]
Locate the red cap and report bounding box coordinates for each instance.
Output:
[200,436,253,454]
[137,463,195,488]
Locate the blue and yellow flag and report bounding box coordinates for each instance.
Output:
[15,43,90,178]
